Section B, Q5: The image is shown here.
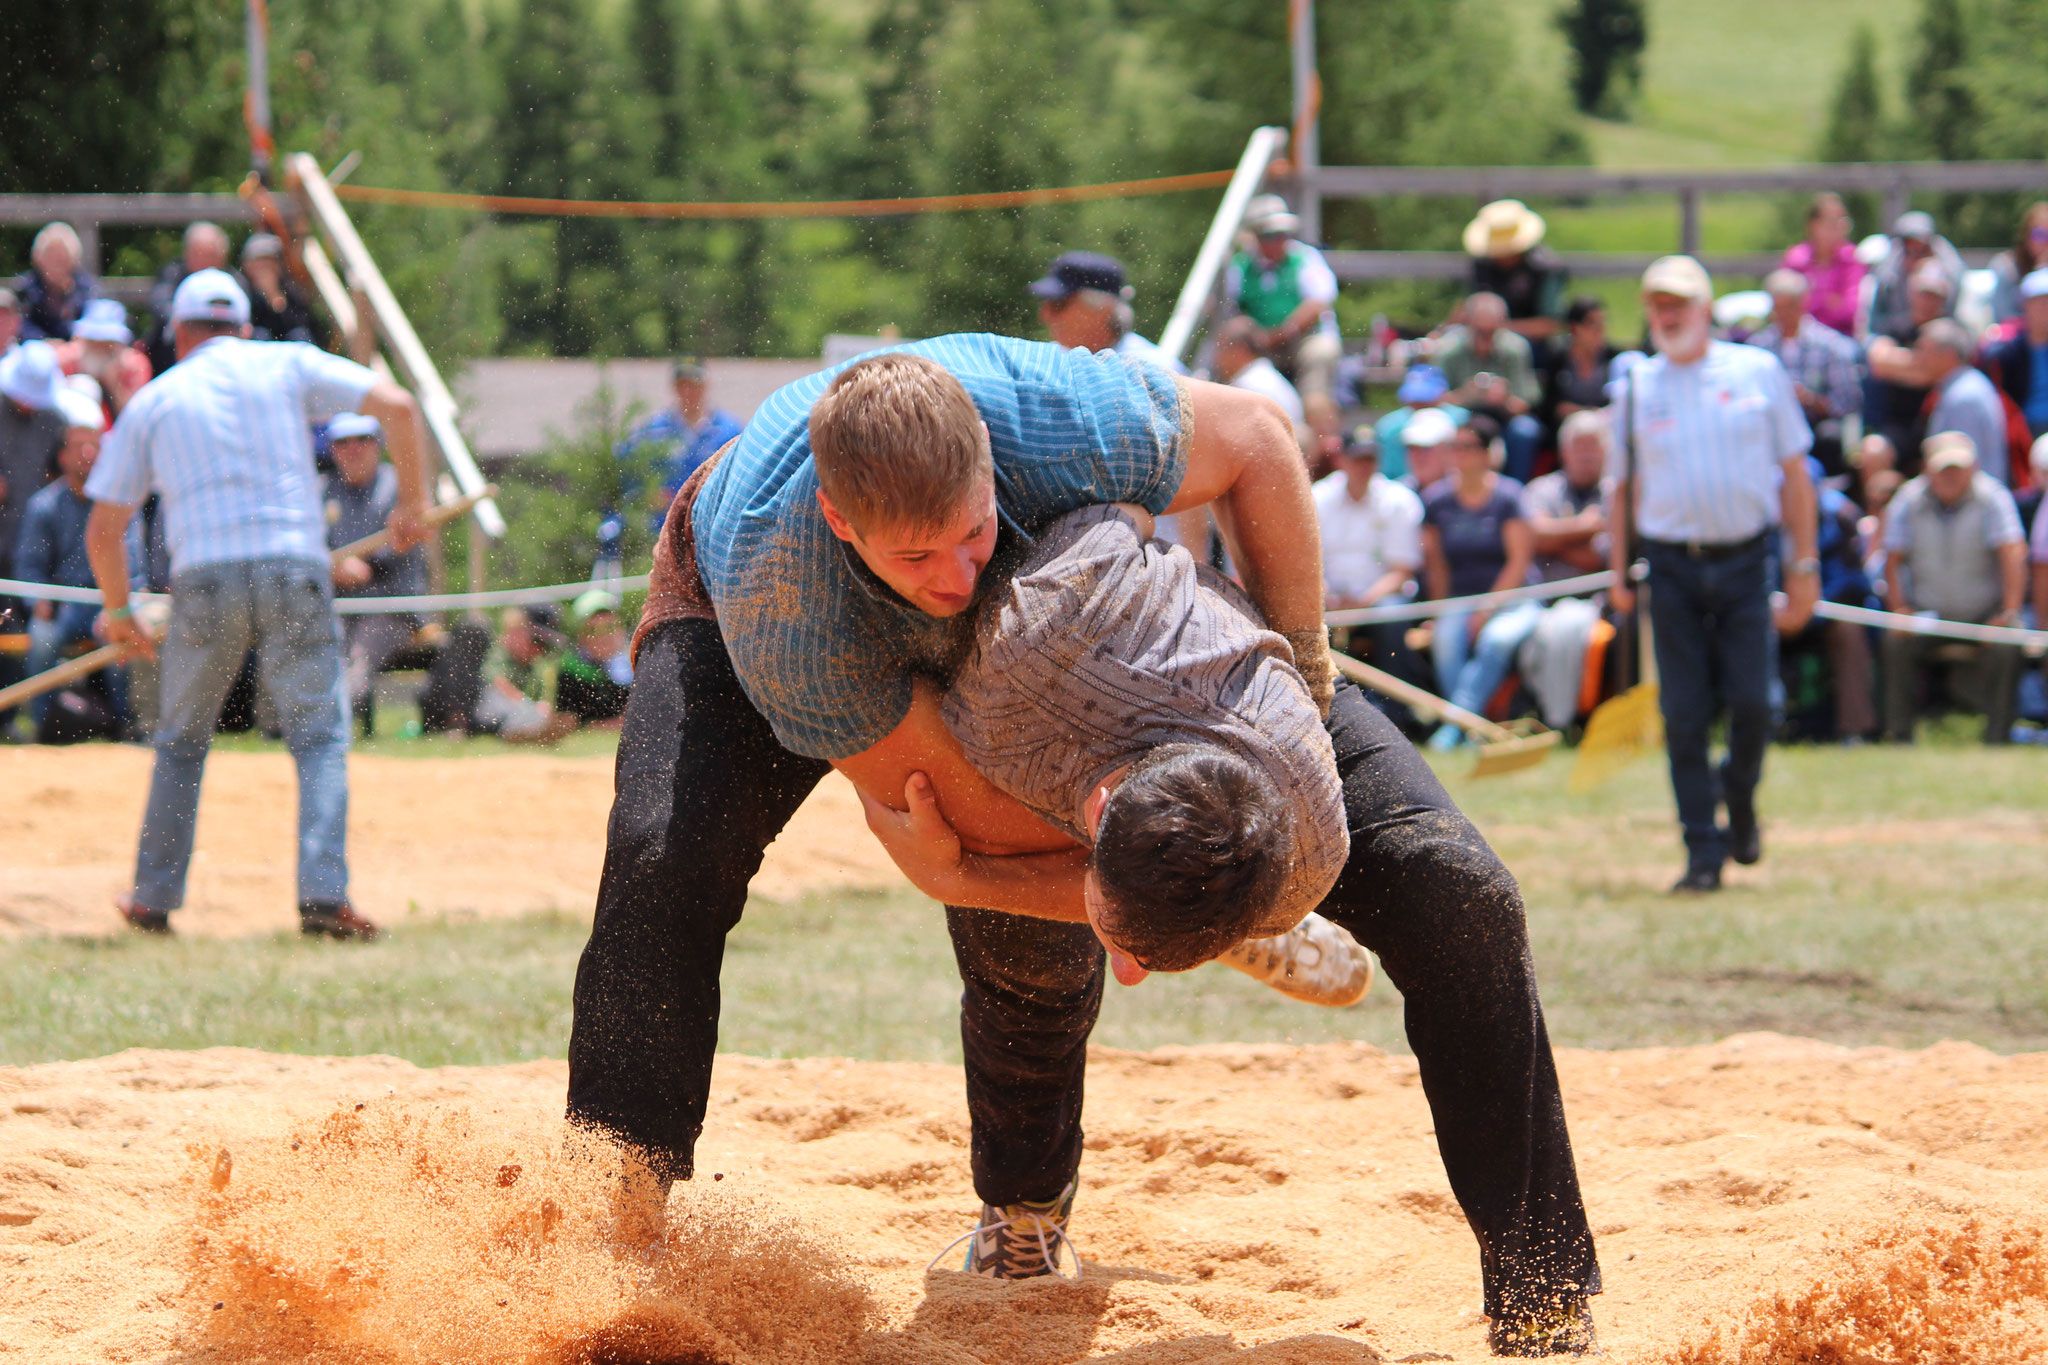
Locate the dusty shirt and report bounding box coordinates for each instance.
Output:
[644,334,1190,760]
[941,506,1348,939]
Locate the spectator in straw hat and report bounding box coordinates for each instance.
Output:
[1465,199,1570,342]
[1224,194,1341,413]
[14,387,144,734]
[1609,255,1820,893]
[1880,432,2027,745]
[56,299,153,419]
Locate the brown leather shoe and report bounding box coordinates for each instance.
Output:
[299,900,382,941]
[116,894,173,935]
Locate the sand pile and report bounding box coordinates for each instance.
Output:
[5,1034,2048,1362]
[0,749,905,937]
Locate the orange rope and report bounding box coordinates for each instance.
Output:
[331,168,1236,219]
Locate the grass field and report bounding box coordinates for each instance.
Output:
[7,739,2044,1069]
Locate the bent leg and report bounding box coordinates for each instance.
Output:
[1315,684,1599,1321]
[947,905,1104,1207]
[566,619,829,1180]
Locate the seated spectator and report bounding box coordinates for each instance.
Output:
[1776,456,1878,743]
[1781,193,1866,338]
[1880,433,2028,744]
[1516,410,1611,730]
[1315,426,1422,616]
[1540,297,1617,438]
[1030,251,1183,373]
[55,300,152,420]
[13,224,96,342]
[322,413,427,735]
[0,341,68,603]
[1372,364,1466,483]
[556,588,634,726]
[1420,415,1537,751]
[1225,195,1341,412]
[1395,406,1459,495]
[474,605,579,743]
[2019,433,2048,541]
[1868,211,1964,341]
[1865,264,1958,470]
[1917,318,2010,484]
[1211,315,1306,428]
[0,288,19,354]
[146,222,230,374]
[1435,292,1543,483]
[240,234,328,347]
[1989,203,2048,325]
[1464,200,1568,342]
[615,357,744,532]
[13,388,143,736]
[1747,269,1863,475]
[1984,269,2048,443]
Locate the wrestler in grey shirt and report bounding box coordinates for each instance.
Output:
[942,504,1348,938]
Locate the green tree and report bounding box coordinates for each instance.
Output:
[1901,0,1975,162]
[1813,23,1886,233]
[1553,0,1648,117]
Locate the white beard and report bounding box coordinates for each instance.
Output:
[1650,316,1710,360]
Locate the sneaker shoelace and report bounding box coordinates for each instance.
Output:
[928,1195,1080,1281]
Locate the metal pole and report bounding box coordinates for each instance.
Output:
[1160,127,1291,365]
[244,0,275,184]
[1678,188,1701,256]
[1290,0,1322,244]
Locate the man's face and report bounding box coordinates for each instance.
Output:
[1645,292,1709,359]
[80,339,124,382]
[331,434,381,485]
[673,377,706,416]
[1561,431,1606,486]
[1902,235,1932,266]
[1407,439,1450,488]
[1929,462,1973,504]
[245,257,281,293]
[1770,288,1806,333]
[1255,231,1290,266]
[34,241,76,290]
[1338,450,1377,495]
[187,230,228,272]
[822,479,999,618]
[2023,295,2048,341]
[1909,286,1948,327]
[57,426,100,482]
[1468,298,1505,344]
[504,620,541,662]
[1039,295,1110,352]
[1213,337,1251,382]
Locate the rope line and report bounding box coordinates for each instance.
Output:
[0,575,646,616]
[1321,573,1613,626]
[331,169,1235,219]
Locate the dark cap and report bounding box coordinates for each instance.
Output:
[671,356,707,382]
[1029,251,1129,301]
[1340,425,1380,459]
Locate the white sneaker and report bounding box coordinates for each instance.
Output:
[1216,912,1373,1007]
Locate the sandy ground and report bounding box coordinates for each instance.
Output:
[0,747,906,936]
[3,1035,2047,1363]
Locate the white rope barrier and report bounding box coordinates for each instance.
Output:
[0,574,647,617]
[1322,572,1613,626]
[1807,598,2048,649]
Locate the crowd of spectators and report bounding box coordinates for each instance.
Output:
[1303,192,2048,749]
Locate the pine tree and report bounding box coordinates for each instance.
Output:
[1902,0,1975,162]
[1554,0,1648,118]
[1819,25,1884,164]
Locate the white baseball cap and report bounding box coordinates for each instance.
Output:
[56,386,105,432]
[1923,431,1977,471]
[1641,255,1714,303]
[169,268,251,326]
[73,298,133,344]
[326,412,384,444]
[0,339,63,410]
[1404,407,1459,448]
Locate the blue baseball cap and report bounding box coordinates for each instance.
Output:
[1396,364,1448,404]
[1030,251,1129,301]
[326,412,384,444]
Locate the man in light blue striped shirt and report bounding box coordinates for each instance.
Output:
[80,269,429,939]
[1609,256,1820,893]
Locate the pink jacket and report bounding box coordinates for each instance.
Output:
[1781,241,1866,338]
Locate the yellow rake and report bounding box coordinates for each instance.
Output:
[1332,651,1559,778]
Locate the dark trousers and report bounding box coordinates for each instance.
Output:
[1880,631,2021,744]
[1643,538,1775,868]
[569,618,1598,1318]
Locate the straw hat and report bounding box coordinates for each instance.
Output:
[1463,199,1547,258]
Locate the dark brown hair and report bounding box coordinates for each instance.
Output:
[1091,744,1292,972]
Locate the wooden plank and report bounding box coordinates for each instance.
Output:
[1159,126,1291,365]
[1325,247,2004,282]
[1308,160,2048,199]
[0,193,253,226]
[286,152,505,539]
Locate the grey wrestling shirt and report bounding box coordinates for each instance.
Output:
[942,504,1348,937]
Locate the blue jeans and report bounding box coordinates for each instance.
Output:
[1433,599,1545,721]
[1502,414,1543,484]
[133,558,351,912]
[27,601,131,727]
[1643,538,1774,869]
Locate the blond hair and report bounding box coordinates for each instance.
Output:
[808,352,990,533]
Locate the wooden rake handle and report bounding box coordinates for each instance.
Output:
[1329,650,1518,744]
[0,642,133,713]
[329,484,498,566]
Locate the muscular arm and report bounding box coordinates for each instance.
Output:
[1165,380,1323,639]
[356,379,430,549]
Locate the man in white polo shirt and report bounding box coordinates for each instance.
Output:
[82,269,429,938]
[1608,256,1820,893]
